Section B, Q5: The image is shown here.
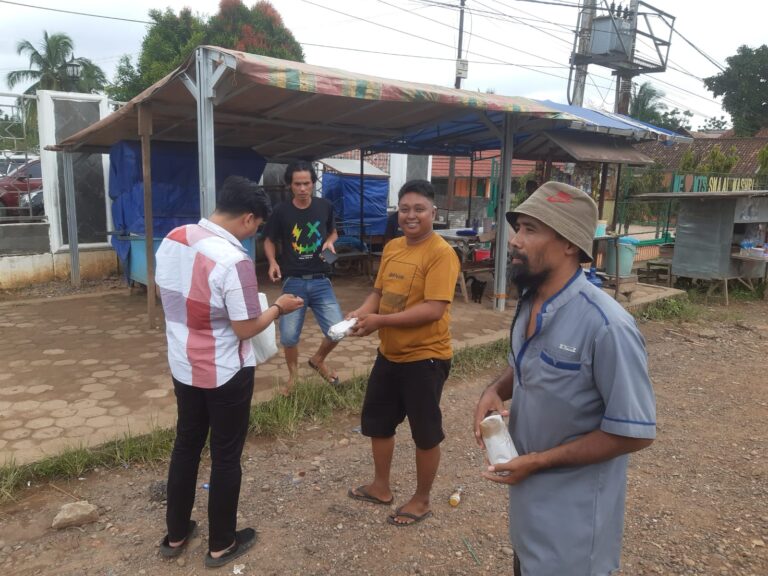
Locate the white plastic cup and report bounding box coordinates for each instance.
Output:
[480,413,518,466]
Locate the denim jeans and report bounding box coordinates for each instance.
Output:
[279,276,343,346]
[166,367,254,552]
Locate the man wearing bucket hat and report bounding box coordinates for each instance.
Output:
[473,182,656,576]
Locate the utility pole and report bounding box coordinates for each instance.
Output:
[570,0,596,106]
[447,0,466,214]
[614,0,639,113]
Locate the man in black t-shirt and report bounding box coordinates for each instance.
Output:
[263,162,344,393]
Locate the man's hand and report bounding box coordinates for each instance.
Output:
[275,293,303,314]
[481,453,541,485]
[321,240,336,254]
[349,312,381,337]
[473,387,509,449]
[268,262,282,282]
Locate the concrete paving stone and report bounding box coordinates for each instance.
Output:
[50,408,77,418]
[42,349,66,355]
[71,398,97,409]
[76,406,107,418]
[115,370,139,378]
[111,364,131,371]
[84,343,102,349]
[7,360,27,368]
[40,399,67,410]
[0,373,11,382]
[64,426,94,439]
[16,323,35,328]
[108,406,131,417]
[59,325,78,331]
[139,352,159,359]
[0,400,11,411]
[102,359,123,366]
[11,439,34,451]
[52,359,78,367]
[84,329,104,335]
[29,359,52,367]
[103,378,122,385]
[26,417,55,430]
[0,419,23,430]
[112,334,132,340]
[0,439,6,450]
[2,428,31,440]
[142,389,170,399]
[89,391,116,401]
[31,427,63,440]
[85,415,115,428]
[100,400,120,407]
[27,385,54,395]
[12,400,41,412]
[75,377,97,385]
[91,370,115,379]
[80,383,107,393]
[55,416,86,428]
[257,364,278,372]
[78,359,99,366]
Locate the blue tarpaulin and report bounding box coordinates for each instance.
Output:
[109,140,266,262]
[322,173,388,237]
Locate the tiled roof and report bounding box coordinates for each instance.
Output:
[431,154,538,178]
[635,137,768,175]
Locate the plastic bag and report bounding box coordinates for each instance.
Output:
[251,292,278,364]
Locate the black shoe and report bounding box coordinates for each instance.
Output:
[159,520,197,558]
[204,528,257,568]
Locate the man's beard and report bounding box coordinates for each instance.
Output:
[509,251,549,294]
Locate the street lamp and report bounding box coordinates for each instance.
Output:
[65,60,82,80]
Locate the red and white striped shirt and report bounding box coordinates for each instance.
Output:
[155,218,262,388]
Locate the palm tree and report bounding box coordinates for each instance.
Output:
[6,31,106,94]
[628,81,667,126]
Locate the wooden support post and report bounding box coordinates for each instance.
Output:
[138,103,157,329]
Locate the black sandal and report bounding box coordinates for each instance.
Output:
[204,527,257,568]
[159,520,197,558]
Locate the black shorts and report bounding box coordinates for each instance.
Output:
[361,352,451,450]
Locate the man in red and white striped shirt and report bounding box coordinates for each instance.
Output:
[155,176,302,568]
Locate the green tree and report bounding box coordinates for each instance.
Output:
[629,81,665,126]
[680,144,740,174]
[207,0,304,60]
[629,82,693,131]
[108,1,304,102]
[698,116,729,131]
[755,145,768,175]
[704,45,768,136]
[6,31,106,94]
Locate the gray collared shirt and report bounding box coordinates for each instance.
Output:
[507,269,656,576]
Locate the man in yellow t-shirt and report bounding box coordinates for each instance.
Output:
[346,179,460,527]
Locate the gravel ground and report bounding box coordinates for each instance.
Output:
[0,300,766,576]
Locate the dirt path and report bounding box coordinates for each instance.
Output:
[1,302,766,576]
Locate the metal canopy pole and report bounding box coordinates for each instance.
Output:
[493,115,515,312]
[359,150,365,244]
[138,103,157,329]
[63,153,80,287]
[466,154,475,227]
[195,47,217,217]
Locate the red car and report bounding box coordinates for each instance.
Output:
[0,159,43,216]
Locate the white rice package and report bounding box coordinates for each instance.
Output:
[327,317,357,342]
[479,413,518,465]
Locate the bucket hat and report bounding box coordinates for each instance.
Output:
[505,181,598,263]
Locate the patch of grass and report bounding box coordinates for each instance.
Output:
[0,339,513,503]
[633,295,699,322]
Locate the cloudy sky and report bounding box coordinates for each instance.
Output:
[1,0,764,127]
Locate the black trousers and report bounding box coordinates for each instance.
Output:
[514,552,522,576]
[166,367,254,552]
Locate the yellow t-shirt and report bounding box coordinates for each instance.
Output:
[374,233,460,362]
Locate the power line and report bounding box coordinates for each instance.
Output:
[301,41,567,68]
[0,0,152,24]
[374,0,572,68]
[470,0,574,45]
[673,28,726,72]
[299,0,582,82]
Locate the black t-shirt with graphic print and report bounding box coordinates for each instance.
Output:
[263,197,336,277]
